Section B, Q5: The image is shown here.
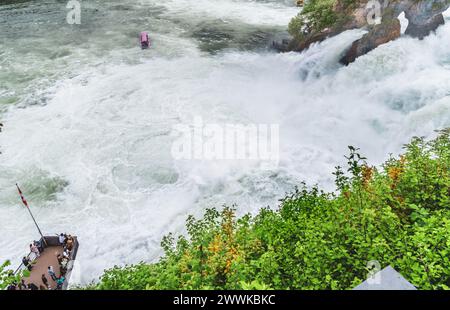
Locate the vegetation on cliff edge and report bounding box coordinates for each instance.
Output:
[288,0,357,40]
[88,130,450,290]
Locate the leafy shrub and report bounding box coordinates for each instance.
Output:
[0,261,30,290]
[289,0,339,39]
[288,0,361,39]
[89,130,450,290]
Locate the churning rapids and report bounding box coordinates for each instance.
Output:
[1,0,449,285]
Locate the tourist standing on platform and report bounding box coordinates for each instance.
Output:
[58,233,66,245]
[41,274,50,289]
[48,265,57,281]
[30,243,40,257]
[22,256,32,271]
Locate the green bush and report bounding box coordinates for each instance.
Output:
[90,129,450,290]
[289,0,339,39]
[288,0,360,39]
[0,261,30,289]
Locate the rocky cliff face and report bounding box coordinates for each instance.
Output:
[289,0,450,64]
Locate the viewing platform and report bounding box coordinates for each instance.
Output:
[15,236,79,290]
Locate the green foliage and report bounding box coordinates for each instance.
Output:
[0,260,29,289]
[289,0,339,39]
[91,130,450,290]
[288,0,360,39]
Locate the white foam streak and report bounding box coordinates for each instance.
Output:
[149,0,298,26]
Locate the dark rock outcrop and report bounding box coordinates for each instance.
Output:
[341,18,401,65]
[289,0,450,64]
[405,11,445,39]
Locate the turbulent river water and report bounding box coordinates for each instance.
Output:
[0,0,449,284]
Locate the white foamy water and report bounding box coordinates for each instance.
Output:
[155,0,299,26]
[0,1,449,285]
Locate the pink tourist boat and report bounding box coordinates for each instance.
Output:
[140,31,150,49]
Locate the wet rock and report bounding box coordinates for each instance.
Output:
[404,0,449,38]
[272,38,291,52]
[289,0,450,64]
[340,18,401,65]
[405,13,445,39]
